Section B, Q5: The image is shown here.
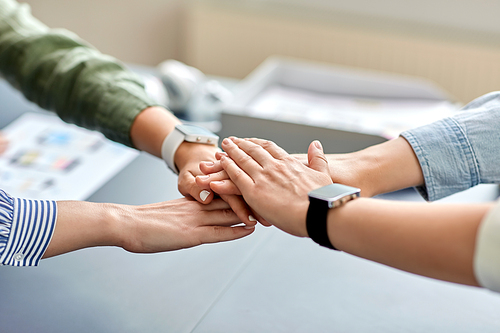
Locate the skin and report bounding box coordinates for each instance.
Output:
[211,137,494,287]
[129,106,257,227]
[196,136,423,198]
[43,198,254,258]
[0,107,257,260]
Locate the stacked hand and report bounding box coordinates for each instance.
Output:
[175,142,262,228]
[197,137,332,237]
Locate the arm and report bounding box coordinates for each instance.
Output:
[320,92,500,200]
[0,188,254,266]
[327,198,490,286]
[196,136,423,198]
[0,0,232,207]
[45,197,254,258]
[200,92,500,202]
[276,136,424,198]
[218,137,495,288]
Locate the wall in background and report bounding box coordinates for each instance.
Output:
[24,0,182,66]
[184,1,500,103]
[21,0,500,103]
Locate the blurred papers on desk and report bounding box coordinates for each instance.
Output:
[247,85,455,140]
[220,57,459,153]
[0,113,139,200]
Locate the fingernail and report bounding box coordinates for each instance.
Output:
[222,138,230,145]
[244,225,255,230]
[200,190,210,201]
[314,140,322,149]
[203,161,214,167]
[211,180,224,185]
[197,175,209,180]
[248,215,257,222]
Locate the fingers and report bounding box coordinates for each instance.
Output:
[243,138,289,160]
[215,151,228,160]
[220,194,257,226]
[219,154,254,192]
[209,180,242,196]
[221,138,263,176]
[197,169,240,192]
[196,169,242,195]
[197,225,255,244]
[307,140,329,174]
[223,137,275,168]
[248,208,272,227]
[178,167,214,204]
[199,160,224,175]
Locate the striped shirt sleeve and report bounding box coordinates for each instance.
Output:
[0,189,57,266]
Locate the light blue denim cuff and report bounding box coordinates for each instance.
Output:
[401,91,500,201]
[401,118,480,201]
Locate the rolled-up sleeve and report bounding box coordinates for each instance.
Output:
[0,0,159,147]
[401,91,500,201]
[474,200,500,292]
[0,189,57,266]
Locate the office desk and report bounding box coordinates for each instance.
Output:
[1,78,500,333]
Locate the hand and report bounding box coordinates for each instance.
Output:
[197,154,241,196]
[218,137,332,237]
[196,151,272,227]
[44,197,255,258]
[175,141,220,203]
[176,142,259,226]
[290,138,424,197]
[118,197,255,253]
[128,107,258,226]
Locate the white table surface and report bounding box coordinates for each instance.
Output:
[1,76,500,333]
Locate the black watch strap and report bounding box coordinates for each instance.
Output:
[306,197,337,250]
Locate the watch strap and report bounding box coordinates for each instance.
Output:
[161,126,185,174]
[306,197,337,250]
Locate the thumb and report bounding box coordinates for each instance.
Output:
[307,140,329,173]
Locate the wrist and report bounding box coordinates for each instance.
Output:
[174,141,219,171]
[327,151,379,197]
[45,201,123,258]
[325,197,365,252]
[104,203,138,251]
[130,106,181,158]
[329,137,423,197]
[94,203,124,248]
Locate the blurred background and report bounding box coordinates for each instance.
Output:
[24,0,500,104]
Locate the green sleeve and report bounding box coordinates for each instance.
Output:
[0,0,159,147]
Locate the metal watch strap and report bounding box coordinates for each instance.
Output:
[161,127,185,174]
[306,197,337,250]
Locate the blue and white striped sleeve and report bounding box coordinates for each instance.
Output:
[0,189,57,266]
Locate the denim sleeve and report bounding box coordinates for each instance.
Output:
[401,91,500,201]
[0,0,159,147]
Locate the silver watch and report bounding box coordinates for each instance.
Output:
[161,124,219,174]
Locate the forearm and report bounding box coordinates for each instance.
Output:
[43,201,120,258]
[0,0,157,147]
[328,198,493,286]
[325,137,424,197]
[43,198,254,259]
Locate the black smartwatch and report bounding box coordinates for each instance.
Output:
[307,184,360,250]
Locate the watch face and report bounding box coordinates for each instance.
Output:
[309,184,360,202]
[177,124,215,136]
